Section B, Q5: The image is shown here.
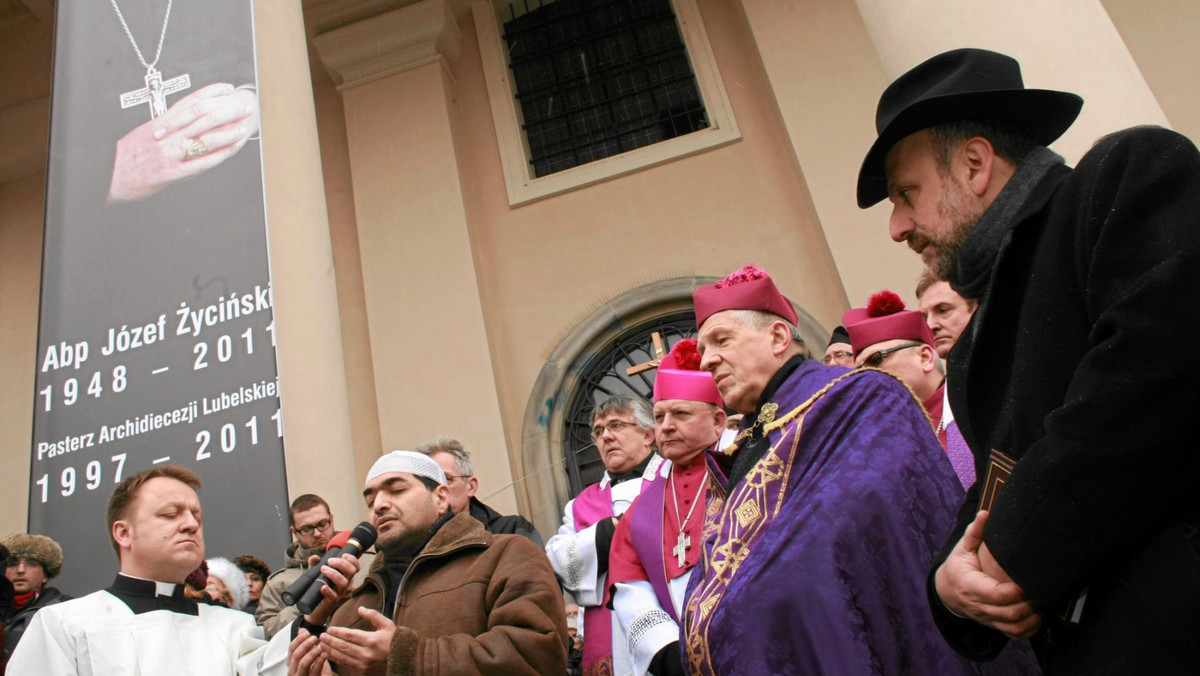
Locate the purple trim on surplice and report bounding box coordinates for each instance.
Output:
[572,482,613,531]
[571,484,615,673]
[629,475,675,622]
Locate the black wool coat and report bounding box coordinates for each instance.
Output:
[932,126,1200,674]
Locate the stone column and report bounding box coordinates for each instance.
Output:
[737,0,922,307]
[253,1,360,522]
[314,0,519,514]
[853,0,1170,165]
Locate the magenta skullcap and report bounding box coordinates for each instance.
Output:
[653,339,722,407]
[842,290,934,356]
[693,264,798,329]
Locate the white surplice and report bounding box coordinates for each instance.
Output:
[7,589,267,675]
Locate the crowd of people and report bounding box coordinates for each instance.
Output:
[3,47,1199,675]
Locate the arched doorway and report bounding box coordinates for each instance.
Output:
[518,277,827,533]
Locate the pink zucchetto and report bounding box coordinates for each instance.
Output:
[842,290,935,356]
[693,264,798,328]
[653,339,723,407]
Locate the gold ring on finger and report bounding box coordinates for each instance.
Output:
[184,138,209,160]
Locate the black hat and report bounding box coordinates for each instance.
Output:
[826,325,850,349]
[857,48,1082,208]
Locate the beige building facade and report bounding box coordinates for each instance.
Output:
[1,0,1196,540]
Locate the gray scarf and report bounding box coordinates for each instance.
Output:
[952,146,1065,300]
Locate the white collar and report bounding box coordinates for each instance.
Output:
[599,454,665,489]
[119,572,180,596]
[941,385,956,427]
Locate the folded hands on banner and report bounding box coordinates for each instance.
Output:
[107,82,260,204]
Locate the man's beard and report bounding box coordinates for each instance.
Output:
[919,175,983,280]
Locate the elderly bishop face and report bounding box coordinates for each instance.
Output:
[697,311,792,415]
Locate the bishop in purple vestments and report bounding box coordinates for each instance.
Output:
[681,265,1039,675]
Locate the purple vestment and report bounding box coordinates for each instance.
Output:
[571,483,618,675]
[569,467,667,676]
[946,420,977,490]
[682,361,1039,675]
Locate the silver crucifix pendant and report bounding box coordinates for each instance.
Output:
[119,67,191,119]
[673,531,691,567]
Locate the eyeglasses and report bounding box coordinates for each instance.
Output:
[296,519,331,537]
[5,557,43,570]
[444,475,472,484]
[822,350,853,365]
[591,419,639,440]
[860,343,923,369]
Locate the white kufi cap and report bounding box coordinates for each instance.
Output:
[366,450,447,487]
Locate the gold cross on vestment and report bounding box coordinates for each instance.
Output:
[120,67,191,119]
[625,332,667,376]
[673,531,691,567]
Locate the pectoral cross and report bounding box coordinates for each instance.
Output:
[120,67,191,119]
[673,531,691,567]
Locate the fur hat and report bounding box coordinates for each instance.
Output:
[2,533,64,578]
[205,557,251,610]
[233,554,270,581]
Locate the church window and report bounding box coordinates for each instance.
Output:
[475,0,739,205]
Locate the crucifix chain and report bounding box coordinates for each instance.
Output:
[670,469,705,568]
[111,0,190,119]
[109,0,174,71]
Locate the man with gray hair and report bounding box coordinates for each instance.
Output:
[280,450,568,675]
[546,392,665,676]
[678,264,1035,673]
[416,436,542,546]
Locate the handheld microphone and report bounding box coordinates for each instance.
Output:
[294,522,377,615]
[281,522,376,608]
[281,529,351,606]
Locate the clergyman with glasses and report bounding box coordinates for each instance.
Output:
[843,290,973,490]
[822,325,856,368]
[417,436,543,546]
[545,392,666,676]
[256,493,373,638]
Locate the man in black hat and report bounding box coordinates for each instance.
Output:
[859,48,1200,673]
[821,325,855,368]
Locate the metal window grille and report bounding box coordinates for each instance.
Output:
[503,0,709,178]
[562,312,697,495]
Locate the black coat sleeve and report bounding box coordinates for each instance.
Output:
[983,127,1200,607]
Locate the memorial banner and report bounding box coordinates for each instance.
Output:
[30,0,289,595]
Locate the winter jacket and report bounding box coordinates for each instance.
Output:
[328,512,568,676]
